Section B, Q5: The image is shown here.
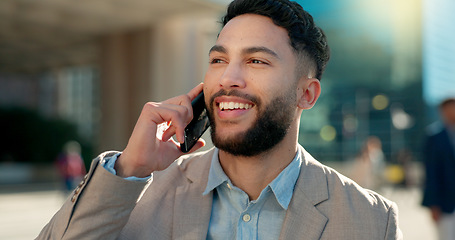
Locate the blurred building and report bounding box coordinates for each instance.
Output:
[0,0,228,156]
[293,0,425,170]
[422,0,455,110]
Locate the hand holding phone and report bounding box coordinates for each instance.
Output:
[116,84,205,178]
[180,92,211,153]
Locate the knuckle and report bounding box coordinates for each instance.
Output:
[180,109,191,125]
[187,108,194,122]
[179,105,192,123]
[143,102,159,111]
[169,110,180,120]
[140,97,192,126]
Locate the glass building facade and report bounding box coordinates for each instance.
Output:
[295,0,425,165]
[422,0,455,107]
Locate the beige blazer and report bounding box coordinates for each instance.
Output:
[37,145,402,239]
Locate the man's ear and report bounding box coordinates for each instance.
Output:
[297,78,321,110]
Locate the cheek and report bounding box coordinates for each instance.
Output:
[203,70,215,85]
[246,71,279,90]
[203,71,219,92]
[259,76,296,98]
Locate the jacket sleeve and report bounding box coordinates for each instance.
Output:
[421,134,442,208]
[384,202,403,240]
[36,151,148,240]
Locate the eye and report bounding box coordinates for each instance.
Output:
[210,58,226,64]
[248,59,268,65]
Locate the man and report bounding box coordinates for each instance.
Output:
[422,98,455,240]
[38,0,402,239]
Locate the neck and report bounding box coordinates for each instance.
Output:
[218,124,299,200]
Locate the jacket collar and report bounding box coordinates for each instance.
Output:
[176,148,215,184]
[172,149,215,240]
[173,146,330,240]
[279,145,329,240]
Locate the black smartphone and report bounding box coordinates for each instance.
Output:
[180,92,210,153]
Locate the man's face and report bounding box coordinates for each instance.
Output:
[442,102,455,126]
[203,14,302,156]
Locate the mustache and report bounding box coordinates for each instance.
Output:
[209,89,261,106]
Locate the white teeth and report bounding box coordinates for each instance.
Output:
[219,102,252,111]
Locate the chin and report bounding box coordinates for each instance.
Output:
[214,128,246,142]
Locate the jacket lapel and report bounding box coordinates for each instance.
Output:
[173,184,213,239]
[172,149,215,240]
[169,146,330,239]
[279,146,329,240]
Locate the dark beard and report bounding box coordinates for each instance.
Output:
[208,89,296,157]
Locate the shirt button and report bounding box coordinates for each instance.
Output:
[242,214,251,222]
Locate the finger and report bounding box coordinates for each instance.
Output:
[169,83,204,143]
[151,84,203,143]
[147,103,191,143]
[161,120,186,144]
[162,124,177,142]
[161,95,193,122]
[187,83,204,100]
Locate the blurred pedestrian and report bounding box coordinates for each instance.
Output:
[422,97,455,240]
[351,136,386,190]
[394,148,414,187]
[56,141,86,193]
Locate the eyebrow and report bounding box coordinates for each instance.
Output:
[209,45,227,54]
[243,46,279,59]
[209,45,280,59]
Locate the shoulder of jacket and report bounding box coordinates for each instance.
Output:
[324,166,396,211]
[426,121,444,136]
[302,149,395,211]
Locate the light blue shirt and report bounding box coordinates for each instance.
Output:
[203,148,302,240]
[100,153,151,182]
[102,148,302,239]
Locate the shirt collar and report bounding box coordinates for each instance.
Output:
[268,149,302,210]
[203,148,228,195]
[203,147,302,210]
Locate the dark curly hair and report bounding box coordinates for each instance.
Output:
[221,0,330,80]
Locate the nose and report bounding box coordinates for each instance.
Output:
[219,63,246,89]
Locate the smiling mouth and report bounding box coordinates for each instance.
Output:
[218,102,253,111]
